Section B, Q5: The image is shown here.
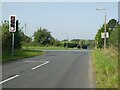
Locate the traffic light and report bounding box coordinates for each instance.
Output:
[9,15,16,32]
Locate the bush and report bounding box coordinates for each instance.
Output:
[67,43,78,48]
[108,24,119,48]
[2,21,25,55]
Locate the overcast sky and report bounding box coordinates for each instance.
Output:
[2,2,118,40]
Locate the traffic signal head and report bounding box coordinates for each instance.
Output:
[9,15,16,32]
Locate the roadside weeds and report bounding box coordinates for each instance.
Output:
[91,48,118,88]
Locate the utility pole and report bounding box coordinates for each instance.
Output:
[96,8,107,49]
[25,23,26,35]
[104,10,106,49]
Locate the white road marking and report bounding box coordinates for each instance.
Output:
[24,61,40,62]
[0,75,19,84]
[32,61,50,70]
[24,61,48,63]
[0,61,49,84]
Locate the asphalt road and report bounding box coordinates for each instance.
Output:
[2,50,95,88]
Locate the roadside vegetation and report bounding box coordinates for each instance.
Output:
[2,49,44,63]
[92,19,119,88]
[1,20,95,63]
[1,16,119,88]
[22,46,79,50]
[92,48,118,88]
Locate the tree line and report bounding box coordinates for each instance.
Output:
[95,19,119,49]
[1,20,96,56]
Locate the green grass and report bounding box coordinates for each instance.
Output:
[2,46,79,63]
[92,48,118,88]
[22,46,79,50]
[2,49,44,63]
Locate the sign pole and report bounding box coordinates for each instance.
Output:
[12,33,15,56]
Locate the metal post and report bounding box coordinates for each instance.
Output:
[104,10,106,49]
[25,23,26,35]
[96,8,107,49]
[12,33,14,56]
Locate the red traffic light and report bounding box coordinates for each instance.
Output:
[11,16,15,20]
[9,15,16,32]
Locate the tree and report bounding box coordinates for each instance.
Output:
[14,27,23,50]
[80,40,85,48]
[95,19,118,49]
[53,39,61,46]
[34,27,53,45]
[49,38,55,46]
[95,24,110,48]
[108,24,119,47]
[2,20,25,55]
[108,19,117,31]
[86,40,95,49]
[71,39,80,43]
[95,26,104,48]
[2,21,12,54]
[62,39,69,42]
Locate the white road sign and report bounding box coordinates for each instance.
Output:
[101,32,109,38]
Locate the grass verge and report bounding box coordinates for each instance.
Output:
[92,47,118,88]
[2,49,44,63]
[22,46,79,50]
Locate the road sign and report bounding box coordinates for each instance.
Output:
[101,32,109,38]
[9,15,17,32]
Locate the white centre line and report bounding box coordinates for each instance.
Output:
[0,75,19,84]
[24,61,48,63]
[24,61,40,62]
[32,61,50,70]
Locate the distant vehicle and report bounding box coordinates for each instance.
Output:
[82,44,88,49]
[77,45,80,49]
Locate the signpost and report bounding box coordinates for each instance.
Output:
[9,15,17,56]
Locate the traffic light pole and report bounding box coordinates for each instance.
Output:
[9,15,17,56]
[12,33,15,56]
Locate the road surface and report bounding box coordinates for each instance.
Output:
[2,50,95,88]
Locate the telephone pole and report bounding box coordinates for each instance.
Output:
[96,8,107,49]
